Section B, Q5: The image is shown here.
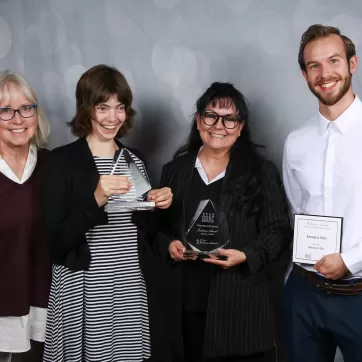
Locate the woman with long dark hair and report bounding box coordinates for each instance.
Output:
[156,82,291,362]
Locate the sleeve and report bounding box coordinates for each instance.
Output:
[341,241,362,275]
[282,136,302,218]
[40,150,107,261]
[242,161,292,274]
[30,214,52,308]
[151,164,178,262]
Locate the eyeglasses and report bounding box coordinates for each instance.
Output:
[201,110,241,129]
[0,104,37,121]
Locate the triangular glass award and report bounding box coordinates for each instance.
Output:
[105,148,155,212]
[184,199,229,259]
[122,149,152,199]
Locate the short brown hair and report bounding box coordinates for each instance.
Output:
[69,64,136,138]
[298,24,356,72]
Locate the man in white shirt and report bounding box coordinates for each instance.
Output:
[283,24,362,362]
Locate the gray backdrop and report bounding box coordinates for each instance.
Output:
[1,1,362,360]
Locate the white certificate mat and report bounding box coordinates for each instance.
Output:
[292,214,342,264]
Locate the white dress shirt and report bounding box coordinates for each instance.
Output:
[195,155,225,185]
[0,144,47,353]
[283,96,362,278]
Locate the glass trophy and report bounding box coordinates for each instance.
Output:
[105,148,155,212]
[183,199,229,260]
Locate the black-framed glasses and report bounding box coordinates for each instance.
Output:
[0,104,37,121]
[201,110,241,129]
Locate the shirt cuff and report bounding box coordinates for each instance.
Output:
[341,245,362,275]
[243,246,260,274]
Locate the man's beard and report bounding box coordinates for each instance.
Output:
[308,73,352,106]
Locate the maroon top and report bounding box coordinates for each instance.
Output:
[0,149,51,316]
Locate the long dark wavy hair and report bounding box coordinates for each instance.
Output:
[174,82,264,215]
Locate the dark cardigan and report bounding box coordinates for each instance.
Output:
[0,149,51,316]
[154,152,292,358]
[40,137,172,361]
[40,137,155,270]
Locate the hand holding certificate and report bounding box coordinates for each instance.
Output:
[314,253,350,280]
[292,214,342,264]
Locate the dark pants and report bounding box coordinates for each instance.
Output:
[0,341,43,362]
[283,271,362,362]
[182,310,276,362]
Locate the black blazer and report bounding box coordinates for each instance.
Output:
[40,137,171,361]
[155,152,292,358]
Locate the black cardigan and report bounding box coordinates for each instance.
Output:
[155,152,292,358]
[40,137,152,271]
[40,137,172,361]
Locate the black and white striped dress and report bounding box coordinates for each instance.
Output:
[43,151,151,362]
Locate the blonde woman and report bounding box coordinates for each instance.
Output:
[0,70,51,362]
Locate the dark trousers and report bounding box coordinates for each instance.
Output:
[283,271,362,362]
[182,310,276,362]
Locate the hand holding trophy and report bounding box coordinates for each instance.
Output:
[183,199,229,260]
[105,148,155,212]
[94,174,132,207]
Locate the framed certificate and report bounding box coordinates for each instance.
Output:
[292,214,343,264]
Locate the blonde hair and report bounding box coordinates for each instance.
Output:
[0,69,50,147]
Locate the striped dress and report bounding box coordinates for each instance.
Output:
[43,151,151,362]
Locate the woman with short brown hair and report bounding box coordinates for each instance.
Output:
[41,64,173,362]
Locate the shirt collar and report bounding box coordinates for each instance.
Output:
[318,95,362,135]
[0,143,37,183]
[195,147,206,173]
[195,147,226,185]
[195,155,203,169]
